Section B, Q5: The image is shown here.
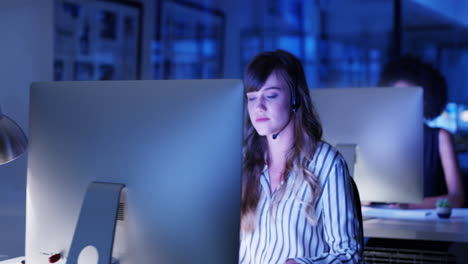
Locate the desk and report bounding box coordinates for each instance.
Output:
[0,256,24,264]
[362,207,468,243]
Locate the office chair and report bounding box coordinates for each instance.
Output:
[349,176,364,252]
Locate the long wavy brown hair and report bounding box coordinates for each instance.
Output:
[241,50,323,233]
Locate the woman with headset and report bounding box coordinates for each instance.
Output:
[238,50,363,264]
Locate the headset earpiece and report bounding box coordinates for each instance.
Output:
[291,87,299,112]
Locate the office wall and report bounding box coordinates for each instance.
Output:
[412,0,468,28]
[0,0,53,259]
[141,0,254,79]
[139,0,156,80]
[0,0,244,258]
[0,0,247,258]
[219,0,252,78]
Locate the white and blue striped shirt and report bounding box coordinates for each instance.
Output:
[239,142,362,264]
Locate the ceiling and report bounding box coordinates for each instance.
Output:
[325,0,468,48]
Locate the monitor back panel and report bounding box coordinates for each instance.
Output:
[310,87,423,203]
[27,80,244,263]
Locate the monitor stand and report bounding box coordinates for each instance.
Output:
[66,182,125,264]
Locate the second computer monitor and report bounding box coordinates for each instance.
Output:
[310,87,424,204]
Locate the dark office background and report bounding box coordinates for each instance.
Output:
[2,0,468,260]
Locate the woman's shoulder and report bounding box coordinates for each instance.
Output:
[309,142,350,188]
[312,141,348,173]
[314,141,343,159]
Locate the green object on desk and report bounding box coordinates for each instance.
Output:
[436,198,451,208]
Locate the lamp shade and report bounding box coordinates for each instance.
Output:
[0,107,27,165]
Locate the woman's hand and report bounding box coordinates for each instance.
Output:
[285,259,299,264]
[389,201,435,209]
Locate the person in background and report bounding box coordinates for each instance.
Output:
[378,55,465,208]
[239,49,362,264]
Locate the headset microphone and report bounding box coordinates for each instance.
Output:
[272,115,291,140]
[272,130,283,140]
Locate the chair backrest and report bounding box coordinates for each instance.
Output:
[349,176,364,249]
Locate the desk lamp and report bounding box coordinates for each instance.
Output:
[0,106,27,164]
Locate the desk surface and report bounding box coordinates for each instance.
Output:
[362,207,468,243]
[0,256,24,264]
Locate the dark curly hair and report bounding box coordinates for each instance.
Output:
[377,55,447,120]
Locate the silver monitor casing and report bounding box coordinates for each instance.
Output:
[27,80,244,263]
[310,87,424,204]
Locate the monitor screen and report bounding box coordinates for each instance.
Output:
[27,80,244,263]
[309,87,424,204]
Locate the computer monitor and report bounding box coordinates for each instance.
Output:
[26,80,244,263]
[309,87,424,204]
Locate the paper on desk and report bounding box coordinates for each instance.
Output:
[362,207,433,220]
